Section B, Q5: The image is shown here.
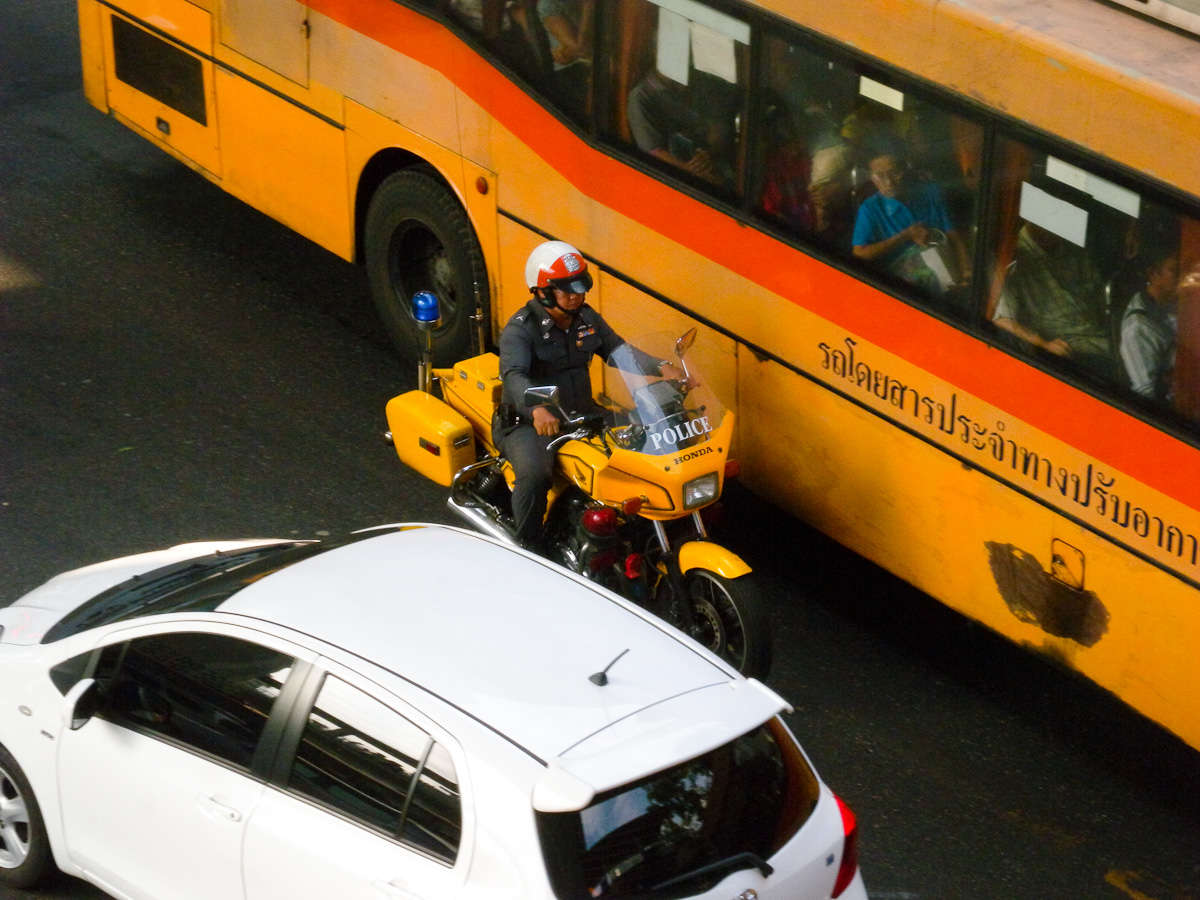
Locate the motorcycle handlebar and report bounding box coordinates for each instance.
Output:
[547,426,594,453]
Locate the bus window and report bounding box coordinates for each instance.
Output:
[757,37,856,247]
[528,0,594,115]
[757,36,982,318]
[451,0,595,123]
[986,138,1200,427]
[844,88,981,316]
[987,141,1141,385]
[605,0,749,198]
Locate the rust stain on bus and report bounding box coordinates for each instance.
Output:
[986,543,1109,647]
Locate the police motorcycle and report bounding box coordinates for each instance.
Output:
[384,292,771,679]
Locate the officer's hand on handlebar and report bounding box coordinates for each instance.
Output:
[532,406,560,436]
[659,363,699,391]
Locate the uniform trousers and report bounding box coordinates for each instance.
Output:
[494,421,556,548]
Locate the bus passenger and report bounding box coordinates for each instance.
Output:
[851,143,969,294]
[535,0,592,109]
[626,68,732,186]
[992,222,1111,378]
[761,104,816,233]
[449,0,485,30]
[1120,245,1180,402]
[537,0,591,68]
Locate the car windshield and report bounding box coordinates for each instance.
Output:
[42,541,322,642]
[537,719,820,900]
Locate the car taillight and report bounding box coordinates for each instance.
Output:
[832,795,859,898]
[581,507,618,537]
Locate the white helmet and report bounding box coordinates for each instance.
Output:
[524,240,593,295]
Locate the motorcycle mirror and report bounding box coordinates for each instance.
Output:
[675,328,697,358]
[524,385,560,407]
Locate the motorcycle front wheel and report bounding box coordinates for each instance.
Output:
[664,570,772,681]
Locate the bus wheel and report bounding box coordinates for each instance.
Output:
[365,169,488,366]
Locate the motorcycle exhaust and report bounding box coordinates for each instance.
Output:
[446,495,520,546]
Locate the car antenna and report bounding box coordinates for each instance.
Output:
[590,649,629,686]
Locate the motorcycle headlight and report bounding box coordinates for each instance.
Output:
[683,472,720,510]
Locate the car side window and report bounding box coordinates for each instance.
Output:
[96,632,295,771]
[287,675,463,864]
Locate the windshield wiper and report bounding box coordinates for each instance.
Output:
[651,852,774,891]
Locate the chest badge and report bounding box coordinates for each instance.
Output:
[575,324,595,347]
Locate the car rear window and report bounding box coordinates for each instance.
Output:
[537,718,820,900]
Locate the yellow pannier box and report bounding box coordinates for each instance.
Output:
[386,390,475,487]
[441,353,503,435]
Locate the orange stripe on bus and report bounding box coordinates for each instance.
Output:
[309,0,1199,509]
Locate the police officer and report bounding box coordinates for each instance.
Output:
[494,241,684,549]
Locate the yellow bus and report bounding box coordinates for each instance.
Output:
[78,0,1200,751]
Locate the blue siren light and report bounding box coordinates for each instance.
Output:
[411,291,441,323]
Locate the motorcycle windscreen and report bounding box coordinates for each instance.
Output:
[604,335,728,457]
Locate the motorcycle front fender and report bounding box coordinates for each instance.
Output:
[676,541,752,579]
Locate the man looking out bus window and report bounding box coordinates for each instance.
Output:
[494,241,684,549]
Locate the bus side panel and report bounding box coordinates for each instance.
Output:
[311,10,462,158]
[496,216,540,326]
[214,68,352,260]
[738,351,1200,751]
[99,4,220,177]
[78,0,107,112]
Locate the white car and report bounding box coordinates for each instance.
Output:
[0,524,866,900]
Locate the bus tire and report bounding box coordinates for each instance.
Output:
[365,169,488,366]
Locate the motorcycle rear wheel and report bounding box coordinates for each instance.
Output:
[665,570,772,680]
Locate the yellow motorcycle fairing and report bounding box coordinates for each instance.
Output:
[556,412,735,520]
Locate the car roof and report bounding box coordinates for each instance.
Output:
[217,525,739,764]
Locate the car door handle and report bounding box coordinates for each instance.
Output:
[198,794,243,822]
[373,878,423,900]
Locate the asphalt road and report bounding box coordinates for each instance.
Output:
[2,3,1199,899]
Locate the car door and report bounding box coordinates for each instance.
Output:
[241,661,469,900]
[56,625,309,900]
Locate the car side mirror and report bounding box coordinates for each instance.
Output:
[523,385,560,408]
[61,677,100,731]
